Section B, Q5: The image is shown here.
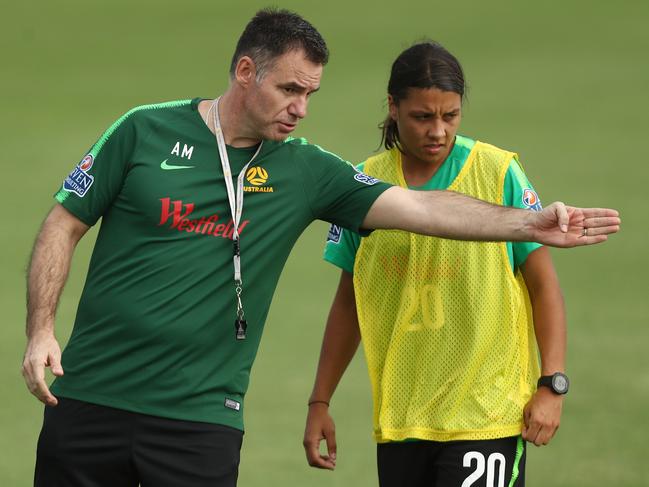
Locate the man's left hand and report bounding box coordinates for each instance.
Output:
[522,387,564,446]
[530,203,620,247]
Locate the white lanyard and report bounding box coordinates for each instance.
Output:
[207,96,263,339]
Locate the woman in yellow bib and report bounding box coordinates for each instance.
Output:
[304,42,568,487]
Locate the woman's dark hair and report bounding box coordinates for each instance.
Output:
[380,41,466,150]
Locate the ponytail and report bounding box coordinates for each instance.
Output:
[379,115,401,150]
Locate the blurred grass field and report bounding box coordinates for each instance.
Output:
[1,0,648,485]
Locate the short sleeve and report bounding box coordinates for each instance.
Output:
[54,111,137,226]
[503,157,543,268]
[297,144,392,233]
[323,224,361,274]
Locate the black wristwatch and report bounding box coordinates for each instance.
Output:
[537,372,569,395]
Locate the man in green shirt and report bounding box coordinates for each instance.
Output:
[22,8,620,487]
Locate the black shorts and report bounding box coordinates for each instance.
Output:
[35,397,244,487]
[377,436,526,487]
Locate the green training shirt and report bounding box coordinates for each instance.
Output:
[52,98,391,429]
[324,135,543,273]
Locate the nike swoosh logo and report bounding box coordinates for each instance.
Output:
[160,159,195,170]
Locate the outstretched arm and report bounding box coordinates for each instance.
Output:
[520,247,567,446]
[363,187,620,247]
[23,204,89,406]
[304,271,360,470]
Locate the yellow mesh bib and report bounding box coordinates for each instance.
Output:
[354,144,540,442]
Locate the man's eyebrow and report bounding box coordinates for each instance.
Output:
[280,82,320,94]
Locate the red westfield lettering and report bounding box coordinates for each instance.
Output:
[158,197,249,238]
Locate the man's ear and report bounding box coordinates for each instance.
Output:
[233,56,257,88]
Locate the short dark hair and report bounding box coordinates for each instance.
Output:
[380,41,466,150]
[230,8,329,80]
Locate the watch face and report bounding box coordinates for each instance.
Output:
[552,374,569,393]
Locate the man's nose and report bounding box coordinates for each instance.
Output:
[288,96,308,119]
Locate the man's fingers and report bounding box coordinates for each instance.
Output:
[584,216,621,228]
[581,212,621,239]
[34,379,59,406]
[583,225,620,237]
[554,202,569,232]
[22,356,59,406]
[30,365,58,406]
[582,235,609,245]
[48,351,64,377]
[581,208,619,219]
[23,362,58,406]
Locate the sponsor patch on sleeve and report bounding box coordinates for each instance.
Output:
[353,172,381,185]
[62,154,95,197]
[327,224,343,244]
[224,398,241,411]
[522,188,542,211]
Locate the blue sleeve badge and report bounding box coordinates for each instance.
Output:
[353,172,381,185]
[327,224,342,244]
[63,154,95,197]
[522,188,543,211]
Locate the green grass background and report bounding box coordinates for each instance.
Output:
[2,0,647,485]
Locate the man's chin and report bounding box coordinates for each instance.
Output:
[265,129,295,142]
[264,134,288,142]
